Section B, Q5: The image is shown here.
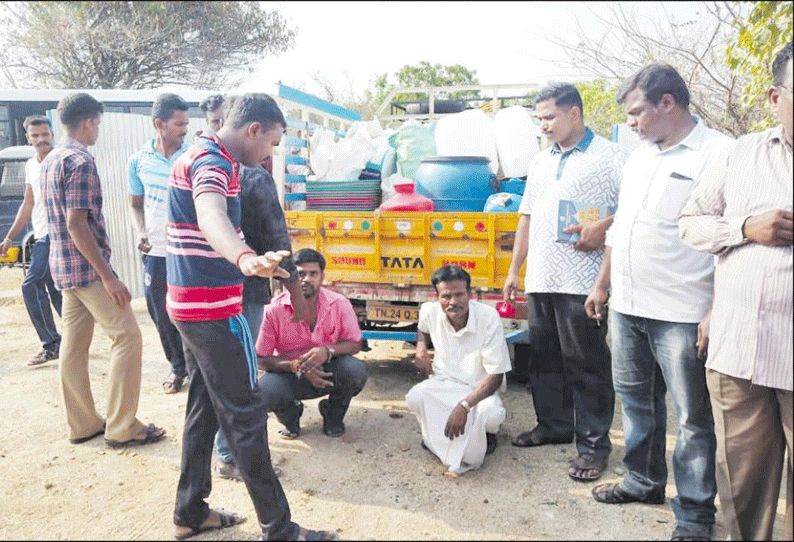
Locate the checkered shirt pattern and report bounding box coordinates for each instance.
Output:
[41,136,112,290]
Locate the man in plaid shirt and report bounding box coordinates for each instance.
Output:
[41,92,165,448]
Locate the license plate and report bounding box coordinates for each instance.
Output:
[366,301,419,323]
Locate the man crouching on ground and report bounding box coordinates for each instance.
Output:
[255,248,368,441]
[406,265,511,475]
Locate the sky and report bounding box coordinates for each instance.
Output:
[238,1,706,103]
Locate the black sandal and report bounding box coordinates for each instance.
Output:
[105,423,166,449]
[592,482,665,505]
[174,508,246,540]
[511,428,573,447]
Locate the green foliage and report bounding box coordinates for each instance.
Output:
[364,61,481,116]
[0,1,296,89]
[725,1,793,130]
[574,79,625,139]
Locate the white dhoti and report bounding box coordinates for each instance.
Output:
[406,376,506,474]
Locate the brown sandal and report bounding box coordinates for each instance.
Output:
[163,373,185,394]
[568,453,607,481]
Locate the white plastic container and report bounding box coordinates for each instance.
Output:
[434,109,499,174]
[493,105,540,178]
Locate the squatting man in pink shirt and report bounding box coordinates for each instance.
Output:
[256,248,368,437]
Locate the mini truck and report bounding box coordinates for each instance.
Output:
[272,83,534,352]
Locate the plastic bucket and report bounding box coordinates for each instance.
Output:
[414,156,497,212]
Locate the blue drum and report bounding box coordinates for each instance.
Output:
[414,156,496,212]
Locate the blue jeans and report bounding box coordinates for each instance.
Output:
[22,235,61,352]
[143,255,186,377]
[611,310,716,532]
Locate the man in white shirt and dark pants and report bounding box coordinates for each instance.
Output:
[678,42,793,541]
[504,83,624,483]
[0,115,62,366]
[585,64,731,541]
[406,265,511,476]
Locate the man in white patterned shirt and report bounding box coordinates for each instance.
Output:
[678,42,793,541]
[504,83,624,483]
[586,64,731,542]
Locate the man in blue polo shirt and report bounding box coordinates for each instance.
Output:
[128,93,190,394]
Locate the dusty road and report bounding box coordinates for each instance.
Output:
[0,266,786,540]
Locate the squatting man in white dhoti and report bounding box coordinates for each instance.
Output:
[406,264,511,475]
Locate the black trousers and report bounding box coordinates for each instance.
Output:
[172,316,297,540]
[525,292,615,458]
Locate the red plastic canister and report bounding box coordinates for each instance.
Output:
[379,182,434,212]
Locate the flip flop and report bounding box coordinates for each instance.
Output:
[69,423,105,444]
[105,423,166,449]
[511,428,573,447]
[174,508,246,540]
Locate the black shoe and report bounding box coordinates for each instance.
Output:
[670,524,712,541]
[276,400,303,439]
[485,432,498,455]
[318,398,345,437]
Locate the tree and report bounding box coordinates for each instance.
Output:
[575,79,625,139]
[364,61,481,118]
[0,1,296,89]
[543,2,762,137]
[724,1,793,129]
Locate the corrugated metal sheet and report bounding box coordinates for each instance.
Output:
[51,112,206,299]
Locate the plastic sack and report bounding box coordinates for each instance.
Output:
[388,121,437,181]
[494,106,540,178]
[434,109,498,174]
[483,192,521,213]
[309,126,378,181]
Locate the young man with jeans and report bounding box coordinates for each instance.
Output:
[166,93,336,541]
[585,65,731,541]
[128,93,190,394]
[0,115,62,366]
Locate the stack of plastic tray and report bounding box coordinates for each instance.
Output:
[305,179,381,211]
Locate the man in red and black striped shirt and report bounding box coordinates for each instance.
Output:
[167,94,336,541]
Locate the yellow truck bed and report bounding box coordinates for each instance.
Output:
[285,210,525,291]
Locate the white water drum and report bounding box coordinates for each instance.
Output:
[434,109,499,174]
[494,105,540,178]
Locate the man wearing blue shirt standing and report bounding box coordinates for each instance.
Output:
[128,93,190,394]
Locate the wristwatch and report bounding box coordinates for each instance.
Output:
[325,345,336,360]
[459,399,472,413]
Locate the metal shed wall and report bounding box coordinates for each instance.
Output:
[51,112,207,299]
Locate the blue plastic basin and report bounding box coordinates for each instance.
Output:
[414,156,496,212]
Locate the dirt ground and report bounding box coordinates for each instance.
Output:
[0,265,787,541]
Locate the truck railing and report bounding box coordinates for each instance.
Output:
[374,83,543,125]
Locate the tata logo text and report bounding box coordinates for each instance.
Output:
[380,256,424,269]
[441,259,476,269]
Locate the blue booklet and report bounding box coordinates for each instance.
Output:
[557,200,616,244]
